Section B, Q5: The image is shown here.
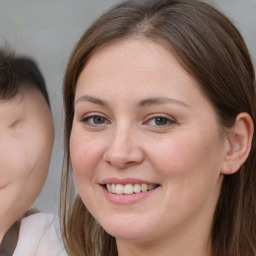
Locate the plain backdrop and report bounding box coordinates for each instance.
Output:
[0,0,255,214]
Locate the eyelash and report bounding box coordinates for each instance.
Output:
[80,113,176,128]
[80,114,109,126]
[144,114,176,127]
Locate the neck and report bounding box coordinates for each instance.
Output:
[116,209,213,256]
[117,231,212,256]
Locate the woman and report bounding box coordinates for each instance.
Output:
[60,0,256,255]
[0,49,65,255]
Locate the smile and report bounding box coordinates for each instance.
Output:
[105,183,159,195]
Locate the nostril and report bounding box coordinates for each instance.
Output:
[103,146,144,168]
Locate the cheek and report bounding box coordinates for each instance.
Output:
[0,131,52,183]
[148,130,223,180]
[69,131,106,212]
[0,137,29,181]
[146,132,223,220]
[70,130,103,181]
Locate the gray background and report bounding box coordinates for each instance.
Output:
[0,0,255,213]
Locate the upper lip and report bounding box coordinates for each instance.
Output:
[99,177,160,186]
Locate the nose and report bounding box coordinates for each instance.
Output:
[103,125,144,169]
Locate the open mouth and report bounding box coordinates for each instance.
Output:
[104,183,160,195]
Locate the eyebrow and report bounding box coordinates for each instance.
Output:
[138,97,189,108]
[75,95,188,108]
[75,95,107,106]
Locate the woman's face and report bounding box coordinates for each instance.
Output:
[70,39,227,246]
[0,88,54,236]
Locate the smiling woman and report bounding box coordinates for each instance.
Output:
[60,0,256,256]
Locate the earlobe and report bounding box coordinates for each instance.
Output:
[221,112,254,175]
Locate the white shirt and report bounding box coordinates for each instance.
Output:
[13,213,67,256]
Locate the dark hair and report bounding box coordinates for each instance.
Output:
[0,48,50,107]
[61,0,256,255]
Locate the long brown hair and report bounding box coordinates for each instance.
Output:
[60,0,256,255]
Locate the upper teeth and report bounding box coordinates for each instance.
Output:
[106,183,157,194]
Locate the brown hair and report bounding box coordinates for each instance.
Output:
[61,0,256,255]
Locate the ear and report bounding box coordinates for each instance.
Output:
[221,112,254,175]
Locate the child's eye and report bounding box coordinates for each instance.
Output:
[81,115,108,125]
[146,116,176,127]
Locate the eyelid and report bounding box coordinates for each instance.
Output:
[144,114,176,126]
[80,112,110,125]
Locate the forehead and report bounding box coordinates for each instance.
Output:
[83,38,178,75]
[76,39,204,102]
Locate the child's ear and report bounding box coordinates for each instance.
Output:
[221,112,254,175]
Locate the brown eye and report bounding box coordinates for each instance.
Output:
[155,117,169,126]
[81,115,108,125]
[146,115,176,127]
[93,116,105,124]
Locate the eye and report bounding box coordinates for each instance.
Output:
[146,115,176,127]
[81,115,109,125]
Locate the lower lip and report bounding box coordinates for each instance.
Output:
[101,185,159,204]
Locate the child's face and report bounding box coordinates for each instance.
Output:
[0,88,54,236]
[70,39,227,246]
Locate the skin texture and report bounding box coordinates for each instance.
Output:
[0,87,54,244]
[70,39,249,256]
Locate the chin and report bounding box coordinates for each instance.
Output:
[100,219,154,242]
